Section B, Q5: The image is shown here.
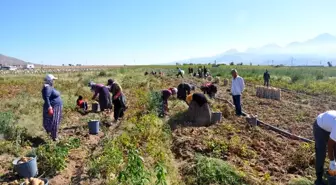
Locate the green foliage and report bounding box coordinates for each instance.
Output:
[291,74,302,83]
[155,162,168,185]
[88,140,123,179]
[316,72,324,80]
[229,135,256,158]
[287,143,314,170]
[118,149,150,185]
[193,155,246,185]
[288,177,313,185]
[0,140,22,155]
[206,138,228,158]
[35,137,80,176]
[0,111,28,148]
[98,71,107,77]
[148,91,163,114]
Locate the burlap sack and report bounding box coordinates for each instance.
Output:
[186,100,211,126]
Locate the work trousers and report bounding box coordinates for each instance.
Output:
[313,120,336,181]
[232,95,242,115]
[264,79,270,87]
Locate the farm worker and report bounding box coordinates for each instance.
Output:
[203,66,208,78]
[88,81,112,111]
[231,69,245,116]
[41,74,63,141]
[198,67,202,78]
[76,95,88,111]
[313,110,336,185]
[185,93,211,126]
[263,70,270,87]
[177,83,195,101]
[200,82,218,99]
[107,79,127,122]
[160,87,178,117]
[176,67,184,78]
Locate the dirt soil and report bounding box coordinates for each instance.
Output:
[0,75,325,185]
[168,77,320,184]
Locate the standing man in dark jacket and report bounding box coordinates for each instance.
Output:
[177,83,195,101]
[263,70,270,87]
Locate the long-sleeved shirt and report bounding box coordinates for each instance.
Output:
[162,89,172,101]
[92,84,105,99]
[177,83,191,99]
[109,82,122,98]
[263,72,270,80]
[231,76,245,96]
[317,111,336,141]
[42,84,63,109]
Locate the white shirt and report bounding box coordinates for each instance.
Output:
[317,110,336,141]
[231,76,245,96]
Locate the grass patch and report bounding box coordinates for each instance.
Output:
[191,155,247,185]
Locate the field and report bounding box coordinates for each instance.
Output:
[0,65,335,185]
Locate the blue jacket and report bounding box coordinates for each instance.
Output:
[42,84,63,109]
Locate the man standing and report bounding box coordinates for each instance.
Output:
[263,70,270,87]
[231,69,245,116]
[313,110,336,185]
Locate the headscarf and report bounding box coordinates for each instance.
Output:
[88,81,96,91]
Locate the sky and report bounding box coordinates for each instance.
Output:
[1,0,336,65]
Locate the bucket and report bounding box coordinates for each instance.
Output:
[92,102,100,113]
[21,178,49,185]
[246,116,258,126]
[211,112,222,124]
[88,120,100,135]
[12,157,38,178]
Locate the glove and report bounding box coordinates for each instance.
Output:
[330,160,336,171]
[48,107,54,116]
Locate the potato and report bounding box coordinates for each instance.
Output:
[39,180,45,185]
[24,179,30,185]
[30,178,40,185]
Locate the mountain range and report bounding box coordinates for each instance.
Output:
[174,33,336,66]
[0,54,28,66]
[2,33,336,66]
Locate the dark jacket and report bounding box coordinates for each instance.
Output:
[192,93,207,107]
[264,72,270,80]
[177,83,191,100]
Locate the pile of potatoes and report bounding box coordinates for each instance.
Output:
[24,178,45,185]
[17,157,32,164]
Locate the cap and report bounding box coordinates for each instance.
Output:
[107,79,114,86]
[231,69,237,74]
[45,74,57,81]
